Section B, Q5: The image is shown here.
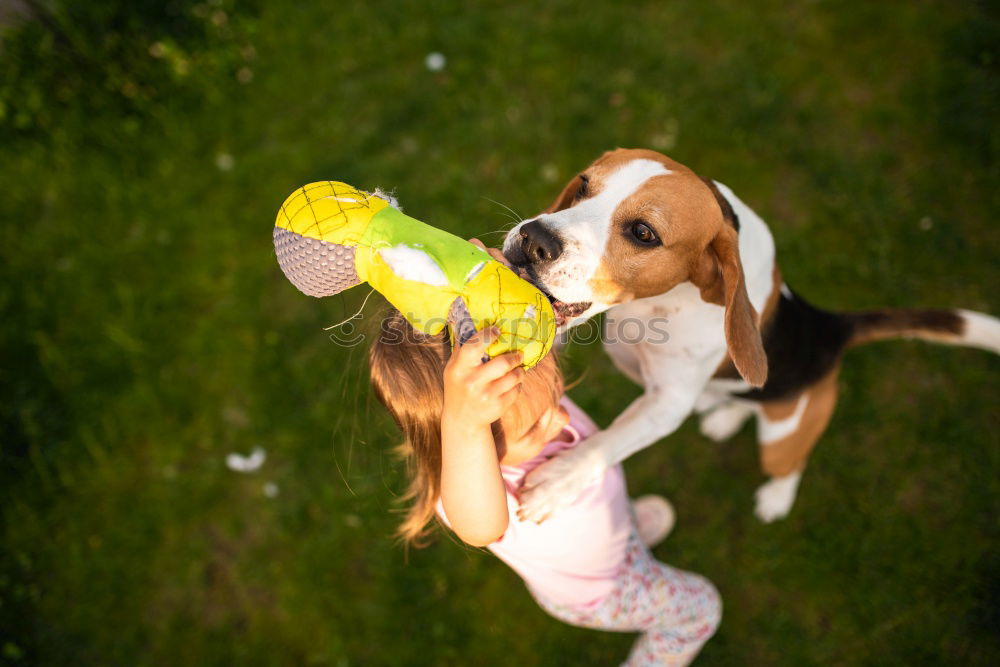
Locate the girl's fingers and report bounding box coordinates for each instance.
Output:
[484,247,513,268]
[496,382,522,409]
[467,239,513,268]
[473,350,524,383]
[454,327,499,367]
[489,366,525,397]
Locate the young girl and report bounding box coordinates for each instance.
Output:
[369,305,722,665]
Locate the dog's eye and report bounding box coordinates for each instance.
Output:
[574,174,589,200]
[630,220,660,246]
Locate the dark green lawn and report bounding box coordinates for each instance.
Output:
[2,1,998,664]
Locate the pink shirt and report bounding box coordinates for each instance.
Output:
[438,396,631,609]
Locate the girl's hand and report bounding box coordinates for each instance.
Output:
[442,327,524,430]
[439,326,520,546]
[468,238,513,268]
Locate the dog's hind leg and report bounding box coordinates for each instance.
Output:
[699,399,756,442]
[753,367,841,522]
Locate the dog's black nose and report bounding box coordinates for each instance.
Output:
[519,219,563,264]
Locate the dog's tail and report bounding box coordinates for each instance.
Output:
[844,308,1000,354]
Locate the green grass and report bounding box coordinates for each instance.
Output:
[1,0,998,664]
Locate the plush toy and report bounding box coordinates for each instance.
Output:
[273,181,555,368]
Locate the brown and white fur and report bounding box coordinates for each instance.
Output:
[502,148,1000,523]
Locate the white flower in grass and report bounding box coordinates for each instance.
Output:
[226,446,266,473]
[425,52,446,72]
[216,152,235,172]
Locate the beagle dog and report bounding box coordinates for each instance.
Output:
[502,148,999,523]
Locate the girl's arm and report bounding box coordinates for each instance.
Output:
[440,328,524,546]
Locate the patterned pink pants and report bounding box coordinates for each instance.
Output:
[533,532,721,666]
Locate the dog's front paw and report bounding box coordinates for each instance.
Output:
[517,442,605,524]
[753,471,803,523]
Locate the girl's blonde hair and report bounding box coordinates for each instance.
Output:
[369,310,562,546]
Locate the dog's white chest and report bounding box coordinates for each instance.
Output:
[607,283,727,360]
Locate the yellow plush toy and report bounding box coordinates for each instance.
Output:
[273,181,555,368]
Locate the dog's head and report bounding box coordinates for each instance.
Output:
[503,148,766,386]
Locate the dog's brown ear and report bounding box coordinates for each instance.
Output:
[711,226,768,387]
[544,174,585,213]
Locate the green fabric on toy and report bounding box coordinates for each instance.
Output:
[273,181,555,368]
